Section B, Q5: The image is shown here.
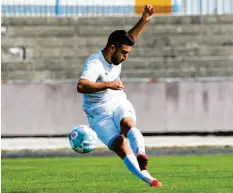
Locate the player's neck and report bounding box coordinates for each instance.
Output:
[102,48,112,65]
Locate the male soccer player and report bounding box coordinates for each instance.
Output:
[77,5,162,187]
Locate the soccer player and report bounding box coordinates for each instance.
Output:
[77,5,162,187]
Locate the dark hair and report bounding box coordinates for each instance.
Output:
[107,30,135,48]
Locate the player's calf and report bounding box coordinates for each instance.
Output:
[109,135,155,186]
[120,118,145,154]
[120,117,148,169]
[109,135,132,159]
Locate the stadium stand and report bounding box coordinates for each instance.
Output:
[1,15,233,82]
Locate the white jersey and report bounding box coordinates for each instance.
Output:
[79,50,127,114]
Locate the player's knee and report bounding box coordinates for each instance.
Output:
[109,135,132,159]
[120,117,136,137]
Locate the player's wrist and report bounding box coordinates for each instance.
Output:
[141,16,150,23]
[104,82,111,89]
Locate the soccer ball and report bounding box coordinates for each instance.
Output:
[69,125,97,154]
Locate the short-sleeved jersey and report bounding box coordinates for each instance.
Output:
[79,50,127,112]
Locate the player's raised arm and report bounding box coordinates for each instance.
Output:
[128,4,155,41]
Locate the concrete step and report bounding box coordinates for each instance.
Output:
[136,34,233,48]
[49,69,81,80]
[122,69,190,78]
[78,24,233,36]
[1,70,62,81]
[159,35,233,47]
[36,59,84,71]
[3,23,233,38]
[1,68,81,81]
[126,47,233,58]
[1,61,34,71]
[76,15,233,25]
[3,66,233,80]
[2,57,233,80]
[1,70,35,81]
[121,67,233,78]
[2,35,232,49]
[2,55,233,73]
[1,36,105,47]
[4,26,77,37]
[2,15,233,26]
[2,45,233,63]
[123,57,233,70]
[2,17,75,26]
[2,57,233,72]
[1,60,84,71]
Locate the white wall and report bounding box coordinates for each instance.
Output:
[2,82,233,136]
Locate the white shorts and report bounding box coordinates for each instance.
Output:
[84,100,136,148]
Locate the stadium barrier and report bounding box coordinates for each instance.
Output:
[1,0,233,16]
[2,80,233,137]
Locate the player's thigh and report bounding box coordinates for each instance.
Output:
[113,100,137,130]
[92,116,120,148]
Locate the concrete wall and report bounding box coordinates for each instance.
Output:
[2,81,233,136]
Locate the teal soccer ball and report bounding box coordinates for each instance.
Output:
[69,125,97,154]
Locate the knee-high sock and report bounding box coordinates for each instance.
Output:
[123,154,152,185]
[127,127,145,155]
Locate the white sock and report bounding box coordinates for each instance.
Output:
[127,127,145,155]
[142,170,153,179]
[123,154,152,185]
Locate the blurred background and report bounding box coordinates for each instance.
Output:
[1,0,233,153]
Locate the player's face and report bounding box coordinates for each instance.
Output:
[111,44,132,65]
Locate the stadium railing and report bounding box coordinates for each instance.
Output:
[1,0,233,17]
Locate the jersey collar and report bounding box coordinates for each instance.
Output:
[99,49,113,69]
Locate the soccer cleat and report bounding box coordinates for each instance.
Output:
[137,154,149,170]
[150,179,162,187]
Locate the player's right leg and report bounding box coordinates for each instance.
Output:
[91,116,161,187]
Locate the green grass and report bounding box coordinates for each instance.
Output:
[2,154,233,193]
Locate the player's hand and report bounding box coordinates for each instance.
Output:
[108,80,124,90]
[142,4,156,22]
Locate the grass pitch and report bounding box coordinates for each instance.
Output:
[2,154,233,193]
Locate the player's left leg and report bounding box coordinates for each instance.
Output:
[120,117,149,170]
[113,100,162,186]
[113,101,148,168]
[91,116,161,187]
[109,135,156,186]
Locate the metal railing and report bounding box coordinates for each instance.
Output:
[181,0,233,15]
[1,0,233,16]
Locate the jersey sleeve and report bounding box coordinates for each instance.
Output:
[79,60,100,82]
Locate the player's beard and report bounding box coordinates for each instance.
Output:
[111,52,123,65]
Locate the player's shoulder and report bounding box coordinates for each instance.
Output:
[85,51,103,66]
